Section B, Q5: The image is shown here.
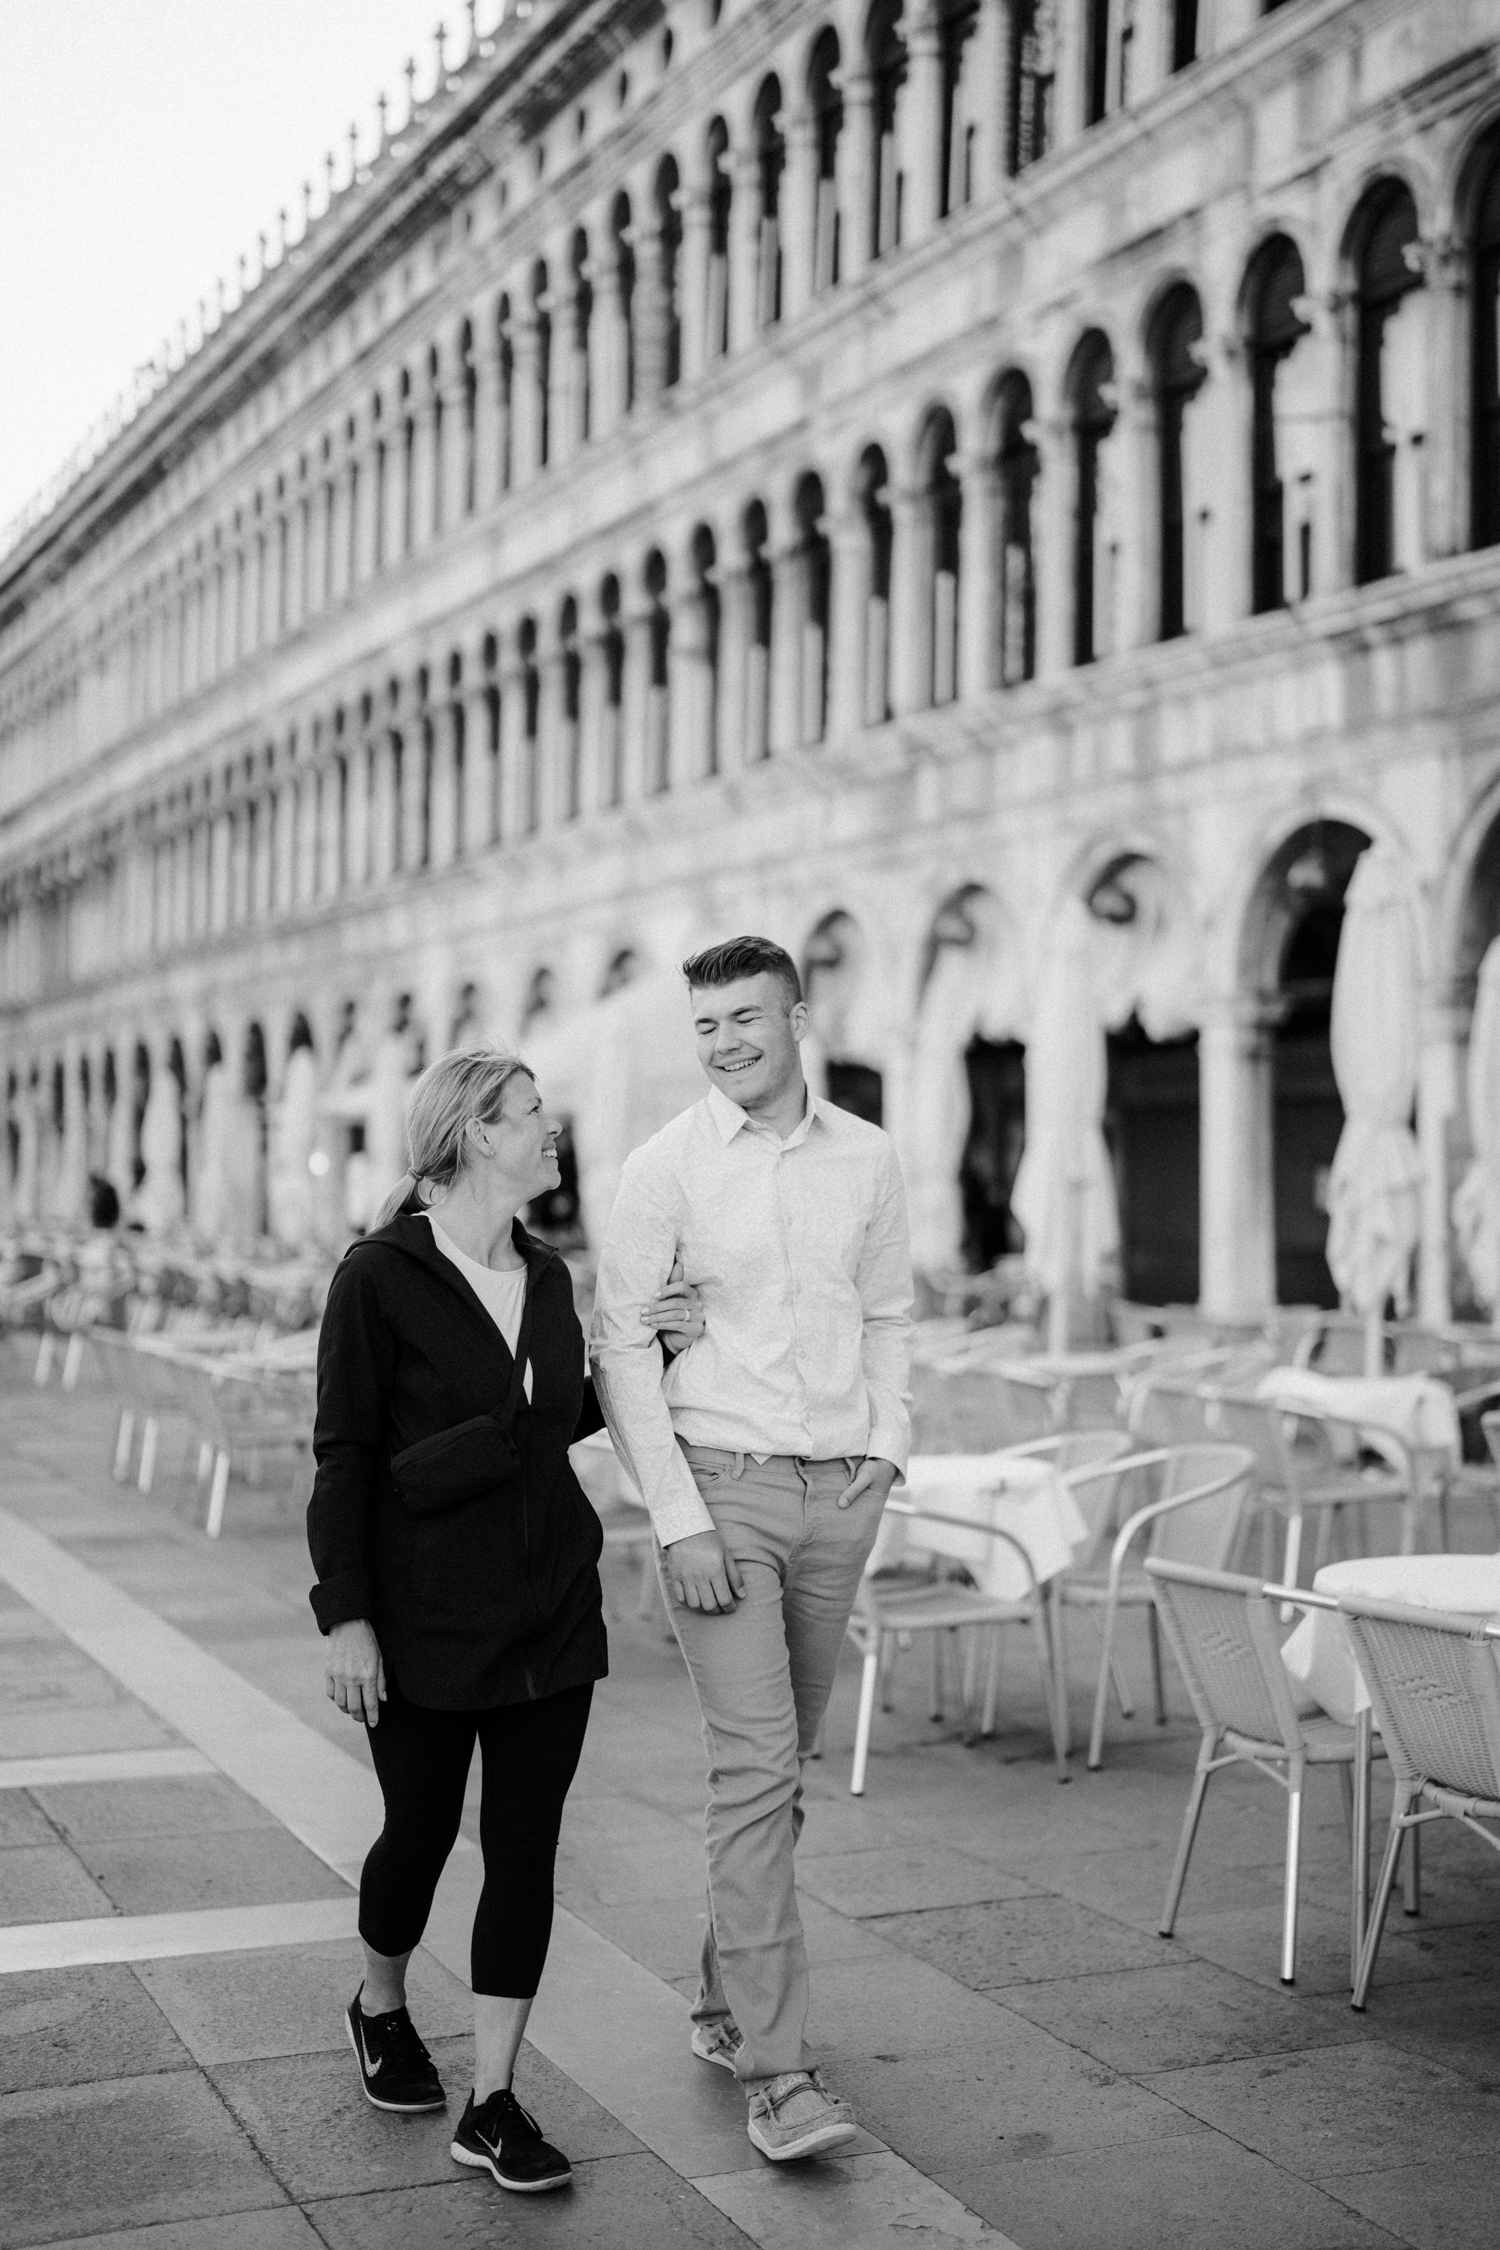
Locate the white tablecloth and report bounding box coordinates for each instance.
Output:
[866,1453,1089,1605]
[1281,1553,1500,1724]
[1256,1367,1461,1462]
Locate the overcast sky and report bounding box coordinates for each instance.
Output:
[0,1,479,532]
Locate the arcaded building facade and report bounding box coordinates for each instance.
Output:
[5,0,1500,1314]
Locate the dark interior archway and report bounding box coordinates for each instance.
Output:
[960,1037,1025,1269]
[1105,1016,1200,1304]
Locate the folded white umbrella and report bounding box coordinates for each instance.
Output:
[1325,842,1422,1368]
[1012,898,1119,1347]
[1454,935,1500,1312]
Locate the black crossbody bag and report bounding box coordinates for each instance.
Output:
[389,1278,535,1518]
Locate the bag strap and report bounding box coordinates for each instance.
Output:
[491,1267,536,1429]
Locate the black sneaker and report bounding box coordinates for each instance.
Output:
[451,2086,572,2193]
[345,1988,445,2113]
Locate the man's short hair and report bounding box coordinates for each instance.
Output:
[682,935,803,1007]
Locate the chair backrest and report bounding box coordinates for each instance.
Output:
[1054,1430,1135,1565]
[1483,1410,1500,1471]
[1390,1328,1461,1378]
[1146,1558,1303,1749]
[1148,1444,1255,1571]
[1130,1381,1215,1449]
[992,1370,1059,1443]
[1207,1393,1291,1493]
[1056,1370,1126,1430]
[1306,1314,1377,1376]
[1339,1596,1500,1805]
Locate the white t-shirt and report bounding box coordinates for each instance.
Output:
[426,1216,533,1400]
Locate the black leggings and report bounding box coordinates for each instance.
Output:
[360,1677,592,1998]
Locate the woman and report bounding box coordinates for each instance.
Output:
[309,1046,697,2195]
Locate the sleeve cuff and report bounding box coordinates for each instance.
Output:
[867,1422,910,1480]
[654,1487,717,1546]
[309,1570,373,1634]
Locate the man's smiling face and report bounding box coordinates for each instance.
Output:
[689,971,808,1114]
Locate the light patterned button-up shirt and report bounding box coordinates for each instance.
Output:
[590,1083,914,1546]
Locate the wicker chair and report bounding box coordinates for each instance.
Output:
[1342,1594,1500,2011]
[1052,1444,1257,1769]
[1147,1561,1380,1985]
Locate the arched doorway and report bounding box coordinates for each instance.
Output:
[909,886,1025,1273]
[804,910,884,1123]
[1256,820,1371,1304]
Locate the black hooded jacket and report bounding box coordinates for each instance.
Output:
[307,1208,608,1709]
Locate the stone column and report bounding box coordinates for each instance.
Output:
[1197,332,1251,632]
[717,564,750,771]
[399,716,427,873]
[679,188,712,383]
[295,756,321,907]
[230,796,252,924]
[596,233,631,433]
[334,443,358,601]
[1051,0,1085,150]
[622,602,656,801]
[428,700,461,868]
[369,732,399,885]
[769,528,806,755]
[1418,991,1461,1326]
[634,213,670,403]
[381,381,408,565]
[1034,415,1074,680]
[472,300,506,510]
[462,679,496,852]
[957,450,997,701]
[781,110,820,322]
[577,619,609,815]
[976,0,1013,192]
[905,5,947,239]
[352,401,381,584]
[889,486,933,716]
[510,309,541,485]
[317,752,344,899]
[842,72,876,282]
[1198,997,1277,1317]
[671,582,717,783]
[410,368,439,549]
[827,510,871,742]
[1414,235,1466,560]
[440,329,472,531]
[729,152,761,352]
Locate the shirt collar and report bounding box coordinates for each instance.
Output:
[705,1082,830,1148]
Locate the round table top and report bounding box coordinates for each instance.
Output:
[1312,1552,1500,1617]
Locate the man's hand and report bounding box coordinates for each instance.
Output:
[837,1457,899,1511]
[663,1527,745,1613]
[324,1619,386,1727]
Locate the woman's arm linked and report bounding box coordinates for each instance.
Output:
[308,1253,394,1728]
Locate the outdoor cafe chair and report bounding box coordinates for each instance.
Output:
[1147,1560,1381,1986]
[1342,1593,1500,2012]
[1209,1392,1416,1588]
[1051,1443,1257,1770]
[846,1489,1069,1797]
[991,1367,1060,1443]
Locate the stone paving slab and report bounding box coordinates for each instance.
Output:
[997,1959,1376,2074]
[0,1843,115,1924]
[134,1937,473,2065]
[1318,2153,1500,2250]
[70,1824,352,1916]
[0,2069,290,2244]
[864,1894,1179,1988]
[30,1773,278,1842]
[44,2216,321,2250]
[0,1963,194,2093]
[304,2153,760,2250]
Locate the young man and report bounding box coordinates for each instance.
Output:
[591,935,912,2162]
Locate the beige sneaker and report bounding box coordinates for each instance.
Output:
[691,2018,744,2072]
[746,2069,858,2161]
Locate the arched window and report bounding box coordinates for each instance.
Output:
[611,193,636,412]
[918,409,962,705]
[858,445,894,723]
[993,372,1038,686]
[531,261,552,468]
[459,321,477,515]
[793,473,832,743]
[1068,331,1117,665]
[706,119,732,358]
[939,0,979,219]
[1472,131,1500,548]
[1008,1,1054,176]
[427,346,445,538]
[1351,180,1421,585]
[868,0,906,260]
[691,524,721,775]
[569,230,593,446]
[1085,0,1110,125]
[1245,234,1310,611]
[519,617,540,832]
[654,157,682,388]
[753,78,785,328]
[808,32,842,292]
[1172,1,1198,69]
[495,298,514,491]
[600,575,625,807]
[1147,283,1205,640]
[644,551,671,792]
[743,500,773,759]
[559,597,582,819]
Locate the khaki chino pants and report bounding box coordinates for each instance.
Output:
[664,1444,883,2084]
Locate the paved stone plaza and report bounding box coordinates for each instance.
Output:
[3,1376,1500,2250]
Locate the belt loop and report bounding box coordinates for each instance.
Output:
[732,1451,745,1480]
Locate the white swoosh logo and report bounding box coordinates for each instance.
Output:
[359,2024,383,2076]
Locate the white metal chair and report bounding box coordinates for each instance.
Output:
[1211,1393,1416,1588]
[847,1488,1068,1796]
[1147,1561,1379,1986]
[1341,1593,1500,2011]
[1051,1443,1257,1769]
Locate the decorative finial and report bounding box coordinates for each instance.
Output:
[236,251,247,301]
[215,276,227,325]
[178,317,188,362]
[302,179,314,231]
[324,149,336,204]
[435,20,447,76]
[376,89,389,141]
[349,119,360,178]
[404,55,417,120]
[257,229,268,279]
[466,0,478,56]
[277,208,288,257]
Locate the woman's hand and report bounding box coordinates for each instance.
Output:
[642,1255,705,1355]
[324,1618,386,1727]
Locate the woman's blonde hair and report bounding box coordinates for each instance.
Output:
[371,1046,536,1230]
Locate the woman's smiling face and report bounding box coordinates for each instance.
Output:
[471,1071,561,1200]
